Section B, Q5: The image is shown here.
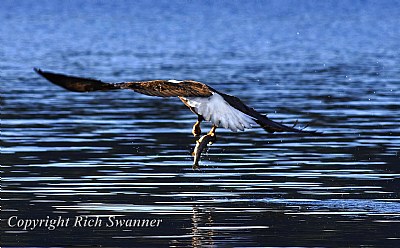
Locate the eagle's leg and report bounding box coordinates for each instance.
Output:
[207,125,217,144]
[192,115,203,137]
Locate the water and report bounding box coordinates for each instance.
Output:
[1,0,400,246]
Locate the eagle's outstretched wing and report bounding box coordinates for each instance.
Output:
[34,68,117,92]
[34,68,212,97]
[217,92,317,134]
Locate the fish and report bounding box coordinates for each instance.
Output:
[192,132,216,170]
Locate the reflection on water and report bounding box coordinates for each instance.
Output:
[2,0,400,246]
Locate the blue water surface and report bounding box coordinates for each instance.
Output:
[1,0,400,247]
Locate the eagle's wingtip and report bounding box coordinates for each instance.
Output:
[33,67,42,74]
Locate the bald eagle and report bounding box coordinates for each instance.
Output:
[34,68,316,138]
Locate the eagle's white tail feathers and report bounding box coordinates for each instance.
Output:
[183,93,256,132]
